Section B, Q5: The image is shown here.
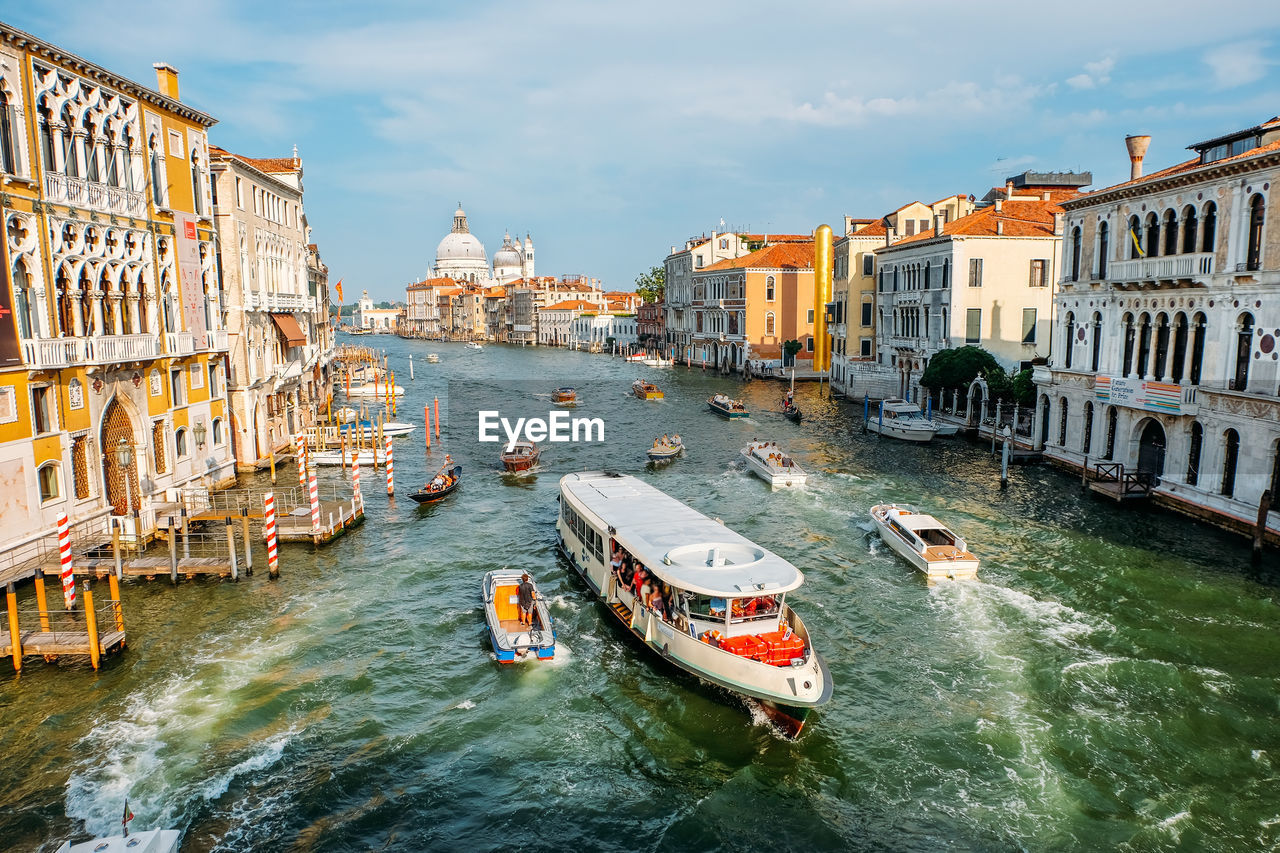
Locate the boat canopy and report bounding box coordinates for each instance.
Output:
[561,472,804,596]
[886,509,949,532]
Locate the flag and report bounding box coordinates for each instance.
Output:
[123,799,134,836]
[334,279,344,303]
[1129,227,1145,258]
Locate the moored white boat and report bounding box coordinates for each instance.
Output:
[557,472,832,735]
[866,399,938,442]
[338,420,416,439]
[741,441,807,489]
[482,569,556,662]
[310,448,377,466]
[642,356,671,367]
[344,383,405,398]
[869,503,979,583]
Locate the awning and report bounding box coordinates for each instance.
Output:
[271,313,307,347]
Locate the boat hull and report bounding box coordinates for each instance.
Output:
[741,448,807,489]
[482,570,555,662]
[708,403,749,418]
[783,407,803,423]
[646,445,683,461]
[409,465,461,504]
[870,507,979,582]
[865,420,937,442]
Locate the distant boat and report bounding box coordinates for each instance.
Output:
[646,434,684,462]
[708,394,749,418]
[426,353,440,363]
[552,387,577,405]
[500,441,540,473]
[782,402,803,423]
[632,379,664,400]
[338,420,416,439]
[410,462,462,504]
[623,353,647,362]
[870,503,979,583]
[482,569,556,662]
[741,440,807,489]
[466,341,484,351]
[311,448,377,466]
[642,356,671,367]
[866,399,938,442]
[345,383,405,398]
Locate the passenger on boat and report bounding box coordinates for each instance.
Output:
[650,594,666,620]
[517,573,536,627]
[709,597,726,617]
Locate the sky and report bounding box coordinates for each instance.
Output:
[6,1,1280,302]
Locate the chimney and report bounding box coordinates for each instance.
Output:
[1042,191,1051,201]
[153,62,180,99]
[1126,134,1151,180]
[1053,212,1064,235]
[994,198,1004,213]
[996,219,1005,236]
[934,214,945,236]
[1005,180,1014,199]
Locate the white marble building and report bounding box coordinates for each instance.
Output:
[1035,120,1280,540]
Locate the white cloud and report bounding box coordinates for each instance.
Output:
[1067,57,1114,90]
[1202,40,1270,88]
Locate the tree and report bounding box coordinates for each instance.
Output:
[782,339,803,367]
[635,266,665,304]
[919,346,1002,391]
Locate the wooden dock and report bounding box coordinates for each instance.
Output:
[276,497,364,543]
[3,578,126,670]
[1086,462,1153,502]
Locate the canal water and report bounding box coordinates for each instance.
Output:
[4,335,1280,852]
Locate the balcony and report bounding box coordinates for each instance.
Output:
[1108,253,1214,283]
[21,338,86,369]
[248,291,311,312]
[206,329,229,351]
[87,334,162,364]
[164,331,195,356]
[44,172,146,218]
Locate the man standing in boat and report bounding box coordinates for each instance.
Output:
[517,573,536,627]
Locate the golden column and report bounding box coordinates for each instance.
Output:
[813,224,833,373]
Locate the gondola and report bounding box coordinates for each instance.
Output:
[783,404,803,423]
[410,460,462,504]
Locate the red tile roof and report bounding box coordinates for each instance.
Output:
[701,242,815,272]
[542,299,598,311]
[885,197,1073,249]
[1088,139,1280,195]
[210,145,299,174]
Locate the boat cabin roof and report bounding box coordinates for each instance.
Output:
[560,472,804,596]
[883,507,948,532]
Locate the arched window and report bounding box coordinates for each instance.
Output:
[1272,438,1280,498]
[1082,401,1094,456]
[1104,407,1117,460]
[0,88,15,174]
[175,427,188,459]
[1097,220,1109,278]
[37,461,60,502]
[1221,429,1240,497]
[61,106,77,176]
[924,262,931,290]
[1070,226,1082,281]
[1136,313,1152,377]
[149,134,164,206]
[1144,212,1160,258]
[1064,312,1075,369]
[1246,194,1265,271]
[1186,421,1203,486]
[212,417,223,445]
[1201,203,1217,253]
[1189,312,1206,384]
[765,275,775,301]
[1234,312,1254,390]
[12,262,34,338]
[122,131,136,192]
[942,258,950,288]
[1128,215,1142,259]
[1162,210,1177,255]
[1121,313,1136,377]
[38,103,55,173]
[765,312,775,337]
[105,121,119,187]
[190,150,203,216]
[1058,398,1069,446]
[1153,313,1170,380]
[1170,313,1188,383]
[1091,311,1103,371]
[1181,205,1198,254]
[82,113,99,183]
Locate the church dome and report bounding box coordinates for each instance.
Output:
[493,232,521,270]
[437,231,487,263]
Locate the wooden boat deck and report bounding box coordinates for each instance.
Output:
[922,545,976,562]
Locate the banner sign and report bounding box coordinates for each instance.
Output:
[175,212,207,351]
[1095,376,1181,414]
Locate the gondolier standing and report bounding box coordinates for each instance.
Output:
[517,573,536,626]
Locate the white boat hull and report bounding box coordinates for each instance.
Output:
[344,385,405,398]
[57,829,181,853]
[866,419,937,442]
[741,445,807,489]
[311,449,377,466]
[870,506,979,582]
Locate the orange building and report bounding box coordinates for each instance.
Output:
[691,242,815,372]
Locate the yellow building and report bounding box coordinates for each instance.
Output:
[0,22,233,565]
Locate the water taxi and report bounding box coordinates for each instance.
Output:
[552,387,577,405]
[410,461,462,504]
[426,353,440,363]
[870,503,979,582]
[866,399,938,442]
[642,356,671,367]
[708,394,749,418]
[482,569,556,662]
[741,441,807,489]
[466,341,484,351]
[633,379,664,400]
[646,434,684,462]
[57,829,181,853]
[557,472,832,735]
[500,441,540,473]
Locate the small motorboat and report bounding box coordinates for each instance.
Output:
[466,341,484,351]
[57,829,181,853]
[482,569,556,662]
[426,353,440,363]
[344,383,405,398]
[632,379,664,400]
[741,440,807,489]
[339,420,417,439]
[708,394,749,418]
[870,503,979,583]
[624,353,647,362]
[310,448,377,466]
[866,399,938,442]
[410,461,462,504]
[500,441,540,473]
[646,434,684,462]
[551,387,577,405]
[642,356,671,367]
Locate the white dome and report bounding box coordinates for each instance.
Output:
[493,232,521,270]
[436,231,487,263]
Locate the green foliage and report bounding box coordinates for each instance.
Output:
[635,266,665,304]
[919,346,1000,390]
[782,339,802,366]
[1008,368,1036,407]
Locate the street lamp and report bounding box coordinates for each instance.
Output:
[192,420,207,448]
[115,438,134,515]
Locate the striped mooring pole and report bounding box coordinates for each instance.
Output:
[352,457,362,511]
[385,437,394,496]
[56,511,75,610]
[308,471,321,535]
[296,433,307,491]
[263,491,279,579]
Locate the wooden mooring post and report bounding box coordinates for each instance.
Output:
[6,583,20,673]
[112,522,123,580]
[1254,489,1272,566]
[83,582,100,670]
[241,509,253,576]
[225,517,239,581]
[168,519,178,584]
[33,570,50,632]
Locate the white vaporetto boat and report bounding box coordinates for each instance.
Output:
[866,399,939,442]
[741,441,807,489]
[557,472,832,735]
[870,503,979,583]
